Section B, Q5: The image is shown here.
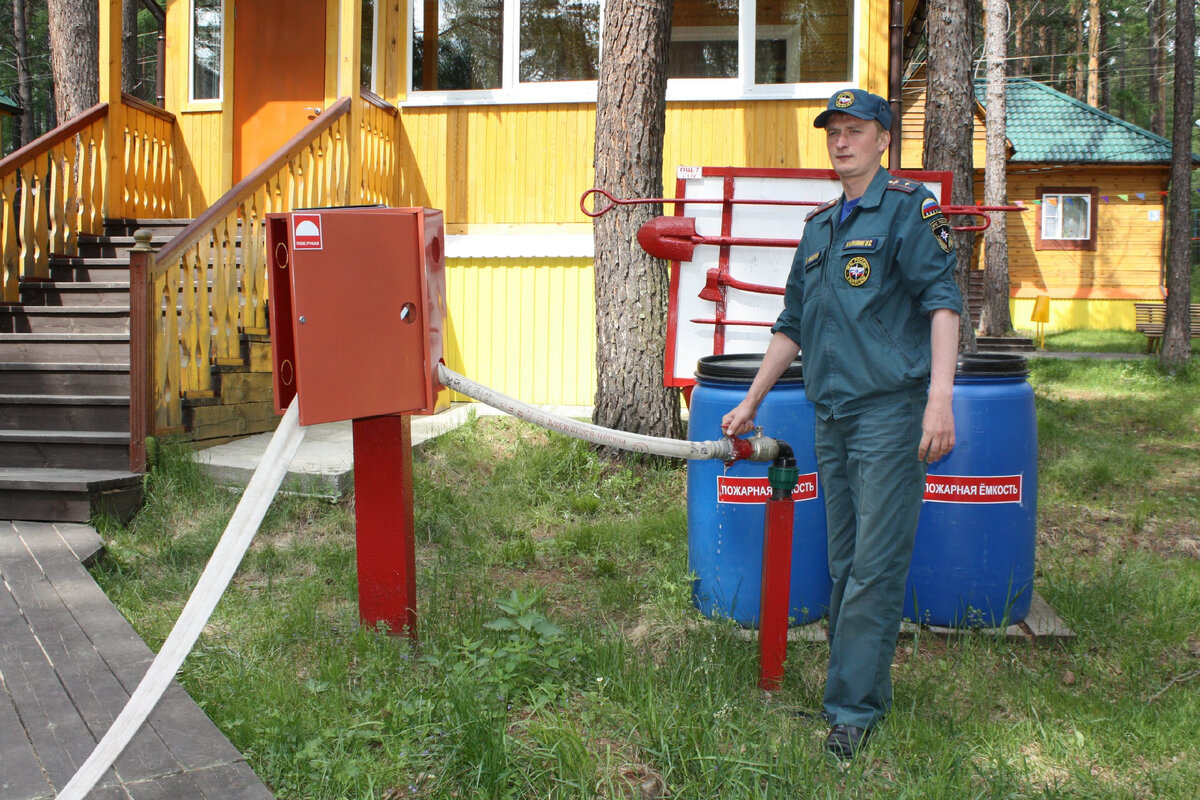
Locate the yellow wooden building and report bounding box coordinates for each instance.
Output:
[0,0,1186,449]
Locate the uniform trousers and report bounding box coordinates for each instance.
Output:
[815,394,927,730]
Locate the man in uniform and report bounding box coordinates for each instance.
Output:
[722,89,962,759]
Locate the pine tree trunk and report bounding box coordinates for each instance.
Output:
[1086,0,1100,107]
[11,0,35,147]
[1160,0,1194,369]
[47,0,99,122]
[980,0,1012,337]
[923,0,977,352]
[592,0,683,451]
[1148,0,1166,136]
[122,0,138,95]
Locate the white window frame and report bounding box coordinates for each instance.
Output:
[1041,192,1092,241]
[188,0,225,105]
[404,0,860,107]
[362,0,380,94]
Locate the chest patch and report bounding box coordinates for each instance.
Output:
[841,238,879,253]
[804,249,823,268]
[845,256,871,287]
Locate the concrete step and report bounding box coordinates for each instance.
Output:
[49,257,133,282]
[19,279,130,307]
[976,336,1036,353]
[74,235,175,260]
[0,429,130,470]
[0,305,131,334]
[0,362,130,394]
[0,394,130,431]
[0,333,129,363]
[0,467,142,522]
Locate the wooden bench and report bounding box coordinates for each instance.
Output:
[1134,302,1200,352]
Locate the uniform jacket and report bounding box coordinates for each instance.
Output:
[772,167,962,419]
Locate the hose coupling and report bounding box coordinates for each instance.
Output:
[722,426,783,466]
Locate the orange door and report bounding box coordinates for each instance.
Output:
[232,0,327,181]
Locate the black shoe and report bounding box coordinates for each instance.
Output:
[825,724,870,760]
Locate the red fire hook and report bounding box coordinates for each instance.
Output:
[580,187,823,219]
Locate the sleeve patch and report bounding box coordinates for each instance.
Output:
[928,216,955,253]
[920,197,942,219]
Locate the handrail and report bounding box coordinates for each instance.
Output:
[156,95,353,269]
[361,89,399,116]
[121,92,175,123]
[0,102,108,180]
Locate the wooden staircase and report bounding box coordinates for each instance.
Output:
[0,220,187,523]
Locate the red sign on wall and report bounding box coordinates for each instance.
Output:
[717,473,819,504]
[924,474,1023,504]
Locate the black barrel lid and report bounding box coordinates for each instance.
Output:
[957,352,1029,376]
[696,353,803,382]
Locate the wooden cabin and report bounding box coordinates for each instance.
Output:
[0,90,20,153]
[0,0,1190,520]
[902,72,1183,332]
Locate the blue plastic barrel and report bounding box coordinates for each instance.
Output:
[904,353,1037,627]
[687,354,830,627]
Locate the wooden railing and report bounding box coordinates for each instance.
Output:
[360,91,400,205]
[119,94,177,218]
[132,92,401,446]
[0,96,178,303]
[0,104,107,302]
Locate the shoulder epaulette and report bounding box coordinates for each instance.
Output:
[805,198,839,222]
[886,178,919,193]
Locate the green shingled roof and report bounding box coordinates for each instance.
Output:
[973,77,1179,164]
[0,90,19,115]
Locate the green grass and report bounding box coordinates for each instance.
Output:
[92,366,1200,799]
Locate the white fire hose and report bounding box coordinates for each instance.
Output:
[436,363,783,463]
[57,399,307,800]
[59,369,784,798]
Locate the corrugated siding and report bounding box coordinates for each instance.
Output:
[444,258,596,405]
[999,169,1166,301]
[398,105,597,224]
[172,112,225,214]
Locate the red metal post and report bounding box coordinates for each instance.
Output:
[352,413,418,637]
[758,496,794,690]
[759,461,798,690]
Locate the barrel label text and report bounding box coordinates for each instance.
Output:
[923,474,1023,504]
[717,473,819,504]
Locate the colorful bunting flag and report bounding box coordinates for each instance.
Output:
[1136,192,1146,200]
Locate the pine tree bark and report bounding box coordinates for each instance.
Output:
[1086,0,1100,107]
[122,0,138,95]
[1160,0,1194,369]
[592,0,683,450]
[11,0,35,147]
[1148,0,1166,136]
[47,0,99,122]
[923,0,977,352]
[980,0,1012,336]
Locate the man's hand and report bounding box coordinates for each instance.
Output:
[721,400,759,438]
[918,392,955,462]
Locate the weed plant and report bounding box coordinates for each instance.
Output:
[92,366,1200,799]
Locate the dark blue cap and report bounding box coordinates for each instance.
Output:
[813,89,893,130]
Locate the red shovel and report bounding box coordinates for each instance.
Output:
[637,216,801,262]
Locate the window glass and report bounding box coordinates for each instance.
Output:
[755,0,852,84]
[191,0,223,101]
[413,0,504,91]
[669,0,739,79]
[520,0,600,82]
[1042,193,1091,240]
[362,0,376,91]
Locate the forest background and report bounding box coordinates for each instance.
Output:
[1,1,1197,155]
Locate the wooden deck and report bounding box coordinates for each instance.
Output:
[0,520,273,800]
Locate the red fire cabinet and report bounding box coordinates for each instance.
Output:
[266,207,447,636]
